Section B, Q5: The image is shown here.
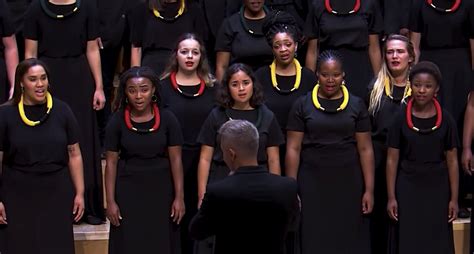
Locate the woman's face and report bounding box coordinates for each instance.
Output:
[22,65,49,105]
[228,70,254,107]
[411,73,439,107]
[385,40,412,75]
[272,32,297,66]
[176,38,201,73]
[244,0,265,13]
[125,77,156,112]
[317,59,344,98]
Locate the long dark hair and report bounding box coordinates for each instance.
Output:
[216,63,264,108]
[114,66,161,112]
[10,58,52,105]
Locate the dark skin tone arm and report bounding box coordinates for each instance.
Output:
[105,151,121,226]
[446,149,459,222]
[355,132,375,214]
[386,147,399,221]
[285,131,304,180]
[168,146,185,225]
[462,94,474,174]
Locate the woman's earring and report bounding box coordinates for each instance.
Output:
[152,95,158,102]
[125,97,128,104]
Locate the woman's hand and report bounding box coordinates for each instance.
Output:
[361,191,374,214]
[387,198,398,221]
[106,201,122,226]
[462,148,473,175]
[0,202,7,224]
[73,194,85,222]
[448,200,458,223]
[93,89,106,110]
[171,198,185,225]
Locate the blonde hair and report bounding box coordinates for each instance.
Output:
[368,34,415,115]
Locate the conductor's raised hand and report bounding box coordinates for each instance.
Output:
[171,198,185,225]
[93,89,106,111]
[0,202,7,224]
[73,194,85,222]
[106,201,122,227]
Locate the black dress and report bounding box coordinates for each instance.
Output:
[0,99,80,254]
[23,0,105,221]
[129,2,207,76]
[0,0,14,103]
[5,0,31,59]
[409,0,474,128]
[195,104,284,254]
[367,85,407,254]
[379,0,411,35]
[287,93,371,254]
[215,11,273,71]
[160,77,216,254]
[304,0,383,98]
[106,108,183,254]
[387,107,458,254]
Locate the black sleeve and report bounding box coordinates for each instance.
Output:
[214,16,234,52]
[0,0,15,38]
[266,116,285,147]
[368,0,383,35]
[443,111,460,150]
[387,111,403,149]
[286,96,306,132]
[355,98,371,132]
[189,188,218,240]
[105,112,122,152]
[63,103,80,145]
[408,0,422,33]
[129,3,146,46]
[86,0,100,40]
[164,110,184,146]
[23,1,39,40]
[197,109,219,147]
[303,3,319,39]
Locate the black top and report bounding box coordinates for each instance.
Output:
[0,99,79,173]
[215,12,273,70]
[409,0,474,49]
[5,0,31,34]
[197,105,284,163]
[160,77,216,148]
[0,0,15,56]
[380,0,412,34]
[23,0,99,58]
[369,85,407,143]
[129,2,207,54]
[287,92,371,149]
[387,107,459,163]
[304,0,383,49]
[255,65,316,132]
[105,108,183,174]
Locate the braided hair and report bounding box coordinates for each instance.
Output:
[316,50,344,73]
[262,10,302,46]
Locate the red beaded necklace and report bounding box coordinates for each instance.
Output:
[170,72,205,97]
[124,103,160,133]
[325,0,360,15]
[406,98,442,133]
[426,0,461,12]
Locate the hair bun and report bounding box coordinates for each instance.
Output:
[262,10,298,37]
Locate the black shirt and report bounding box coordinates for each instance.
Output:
[23,0,99,58]
[304,0,383,49]
[0,99,80,173]
[0,0,15,56]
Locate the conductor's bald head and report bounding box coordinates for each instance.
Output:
[218,120,259,171]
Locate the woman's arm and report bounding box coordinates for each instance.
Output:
[368,34,382,75]
[266,146,281,175]
[355,132,375,214]
[462,93,474,174]
[130,45,142,67]
[410,32,421,63]
[386,147,399,221]
[446,148,459,222]
[305,39,318,72]
[0,152,6,224]
[2,35,18,98]
[215,51,231,82]
[285,131,304,180]
[86,39,105,110]
[168,145,185,225]
[24,39,38,59]
[105,151,122,226]
[470,39,474,70]
[67,143,85,222]
[197,145,214,208]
